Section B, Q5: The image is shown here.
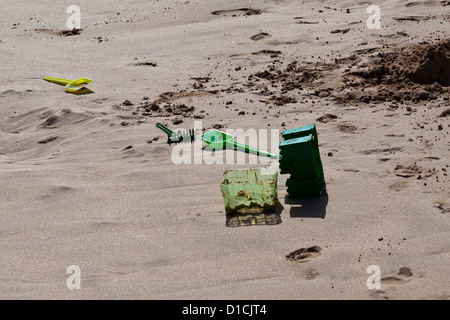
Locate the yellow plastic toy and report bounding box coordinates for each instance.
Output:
[43,76,93,93]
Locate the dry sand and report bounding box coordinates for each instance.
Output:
[0,0,449,300]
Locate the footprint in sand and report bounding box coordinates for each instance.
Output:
[393,16,430,22]
[369,267,414,298]
[389,164,422,191]
[434,197,450,213]
[300,268,320,280]
[252,49,282,58]
[316,114,338,123]
[337,122,357,133]
[286,247,322,280]
[393,164,422,178]
[133,61,157,67]
[286,246,322,263]
[389,180,412,192]
[381,267,413,286]
[34,28,82,37]
[250,32,270,41]
[405,1,449,7]
[37,136,58,144]
[316,115,360,134]
[211,8,262,17]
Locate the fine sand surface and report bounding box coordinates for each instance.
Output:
[0,0,449,299]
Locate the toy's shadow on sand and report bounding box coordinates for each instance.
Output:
[285,190,328,219]
[67,87,95,95]
[225,200,284,227]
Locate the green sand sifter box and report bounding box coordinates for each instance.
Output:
[279,124,325,197]
[220,166,278,214]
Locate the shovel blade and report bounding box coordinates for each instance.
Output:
[65,78,93,92]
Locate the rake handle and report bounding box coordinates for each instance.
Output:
[156,123,173,136]
[229,141,277,158]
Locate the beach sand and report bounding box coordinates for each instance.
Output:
[0,0,449,299]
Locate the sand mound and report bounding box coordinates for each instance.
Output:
[244,39,449,105]
[339,39,450,104]
[407,41,450,86]
[351,40,450,87]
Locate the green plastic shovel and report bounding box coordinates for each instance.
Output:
[200,129,277,158]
